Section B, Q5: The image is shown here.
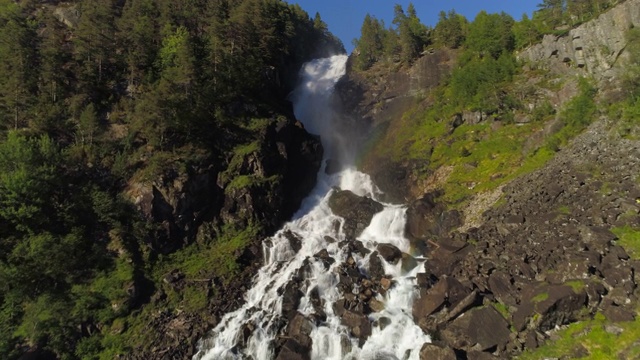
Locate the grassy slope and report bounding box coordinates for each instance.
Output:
[365,68,592,209]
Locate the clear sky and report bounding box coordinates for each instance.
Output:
[293,0,542,53]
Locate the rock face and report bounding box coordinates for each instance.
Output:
[53,5,80,28]
[126,116,322,254]
[328,189,384,238]
[335,49,457,202]
[518,0,640,82]
[121,116,322,359]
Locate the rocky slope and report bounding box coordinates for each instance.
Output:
[332,1,640,358]
[410,118,640,358]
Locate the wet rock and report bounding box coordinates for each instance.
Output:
[368,251,386,280]
[377,244,403,264]
[419,343,457,360]
[328,190,384,238]
[313,249,335,269]
[413,289,446,325]
[287,313,313,348]
[379,277,393,291]
[280,281,304,320]
[368,299,385,313]
[405,192,461,240]
[284,230,302,253]
[401,253,419,273]
[340,309,372,346]
[276,340,311,360]
[324,158,342,175]
[417,273,437,289]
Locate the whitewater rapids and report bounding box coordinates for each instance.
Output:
[193,55,430,360]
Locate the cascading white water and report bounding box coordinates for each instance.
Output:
[193,55,430,360]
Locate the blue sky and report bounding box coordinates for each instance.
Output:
[293,0,542,53]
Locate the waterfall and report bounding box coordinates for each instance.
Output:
[193,55,430,360]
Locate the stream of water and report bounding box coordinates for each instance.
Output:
[193,55,430,360]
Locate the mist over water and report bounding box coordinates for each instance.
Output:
[193,55,429,360]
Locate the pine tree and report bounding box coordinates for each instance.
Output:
[433,10,468,49]
[465,11,515,59]
[0,0,38,130]
[354,14,385,70]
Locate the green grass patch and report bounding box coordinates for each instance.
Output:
[519,311,640,359]
[532,292,549,303]
[493,302,511,320]
[612,226,640,260]
[557,205,571,215]
[156,223,260,282]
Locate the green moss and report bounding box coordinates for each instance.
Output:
[227,174,255,190]
[226,174,281,191]
[565,280,586,293]
[532,292,549,303]
[557,205,571,215]
[612,226,640,260]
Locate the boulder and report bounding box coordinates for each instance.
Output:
[401,252,419,273]
[405,192,461,240]
[377,244,403,264]
[419,343,457,360]
[328,190,383,238]
[340,309,372,345]
[488,271,518,306]
[367,251,386,280]
[276,313,313,360]
[440,305,511,352]
[413,276,472,331]
[602,304,636,322]
[513,284,588,332]
[313,249,335,269]
[280,281,304,320]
